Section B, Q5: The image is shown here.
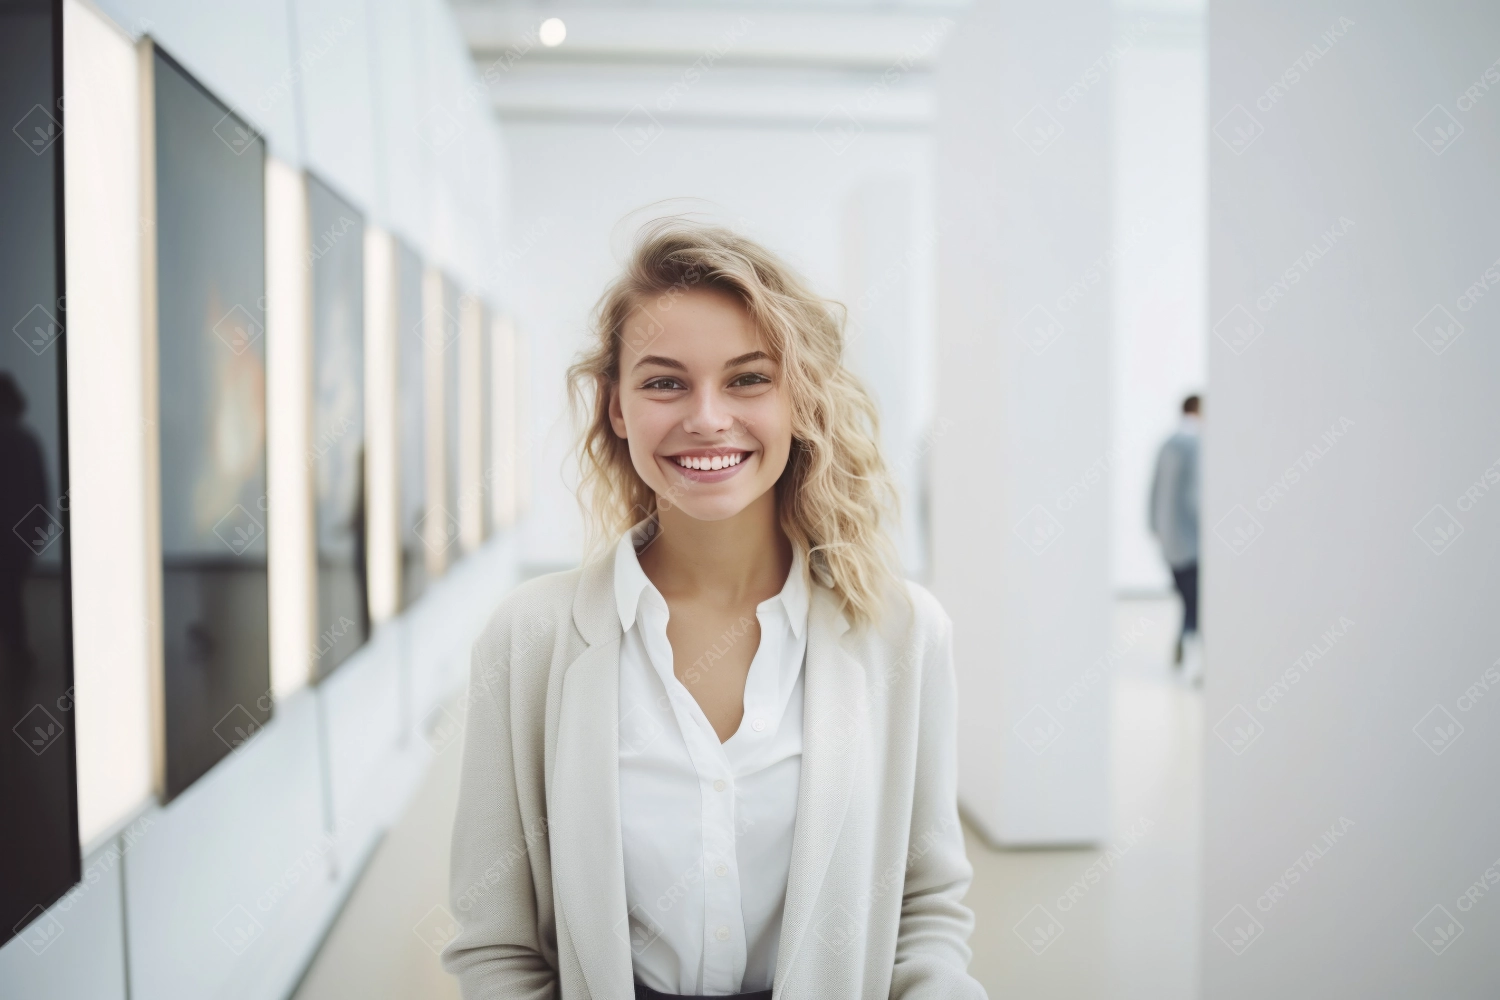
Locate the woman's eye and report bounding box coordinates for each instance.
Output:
[642,377,683,391]
[729,372,771,388]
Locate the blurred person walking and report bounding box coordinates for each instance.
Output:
[1150,394,1201,682]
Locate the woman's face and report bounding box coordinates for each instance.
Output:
[608,287,792,523]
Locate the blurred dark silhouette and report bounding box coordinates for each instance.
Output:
[0,371,48,674]
[1150,394,1201,679]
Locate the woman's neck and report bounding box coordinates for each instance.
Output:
[638,488,792,606]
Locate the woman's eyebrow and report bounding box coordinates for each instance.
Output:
[632,354,686,372]
[633,350,770,373]
[724,351,769,368]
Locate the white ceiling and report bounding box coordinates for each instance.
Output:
[449,1,1201,126]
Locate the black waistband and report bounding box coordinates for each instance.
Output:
[634,984,773,1000]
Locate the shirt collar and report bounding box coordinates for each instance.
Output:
[613,515,811,640]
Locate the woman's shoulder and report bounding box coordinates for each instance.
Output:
[473,563,590,663]
[897,578,952,635]
[841,575,952,658]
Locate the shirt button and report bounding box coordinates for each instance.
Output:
[713,779,726,792]
[715,863,728,878]
[716,925,730,941]
[752,718,766,732]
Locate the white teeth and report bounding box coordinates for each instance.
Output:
[675,452,743,471]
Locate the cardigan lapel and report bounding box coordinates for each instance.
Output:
[550,550,634,1000]
[774,582,865,990]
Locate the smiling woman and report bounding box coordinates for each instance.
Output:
[441,218,988,999]
[570,220,902,628]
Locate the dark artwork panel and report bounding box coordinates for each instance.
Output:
[154,49,270,801]
[0,0,79,949]
[396,242,427,608]
[307,176,367,680]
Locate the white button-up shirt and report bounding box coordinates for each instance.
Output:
[615,520,809,995]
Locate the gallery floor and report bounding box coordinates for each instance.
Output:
[293,597,1201,1000]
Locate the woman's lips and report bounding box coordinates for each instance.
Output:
[666,450,751,483]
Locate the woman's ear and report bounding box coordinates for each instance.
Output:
[606,377,628,439]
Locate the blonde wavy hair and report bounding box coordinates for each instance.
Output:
[566,217,906,630]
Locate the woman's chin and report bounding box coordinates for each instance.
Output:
[659,493,760,523]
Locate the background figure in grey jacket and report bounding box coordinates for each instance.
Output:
[1149,395,1201,674]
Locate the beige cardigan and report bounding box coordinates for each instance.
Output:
[440,546,987,999]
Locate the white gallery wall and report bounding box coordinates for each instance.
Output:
[1205,2,1500,995]
[932,0,1113,845]
[0,0,518,997]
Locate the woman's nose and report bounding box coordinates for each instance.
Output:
[682,387,735,434]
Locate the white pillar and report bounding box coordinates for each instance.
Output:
[1205,4,1500,993]
[932,0,1114,846]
